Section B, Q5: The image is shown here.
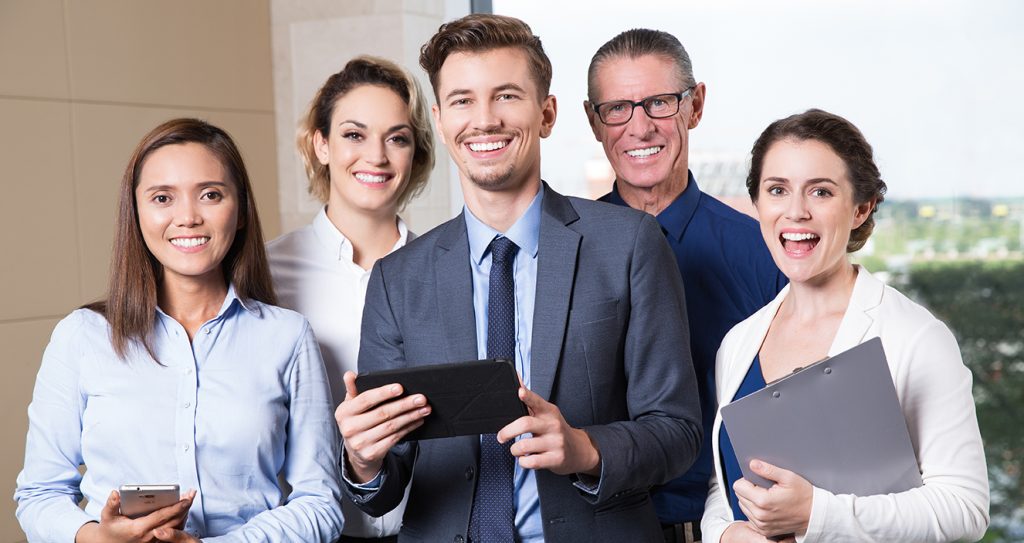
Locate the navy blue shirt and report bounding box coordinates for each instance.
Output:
[720,355,769,521]
[601,172,786,523]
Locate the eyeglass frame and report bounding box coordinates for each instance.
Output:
[590,86,696,126]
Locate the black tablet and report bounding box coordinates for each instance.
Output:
[355,358,527,441]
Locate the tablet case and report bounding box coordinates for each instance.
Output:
[355,358,527,441]
[719,337,923,496]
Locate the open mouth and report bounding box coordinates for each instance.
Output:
[170,236,210,249]
[626,146,663,158]
[466,140,510,153]
[354,173,391,184]
[780,232,820,254]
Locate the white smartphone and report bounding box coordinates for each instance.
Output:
[119,484,181,519]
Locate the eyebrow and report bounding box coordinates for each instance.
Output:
[141,181,229,193]
[340,120,412,133]
[763,177,839,186]
[443,83,527,102]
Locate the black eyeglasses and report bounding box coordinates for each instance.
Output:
[591,87,695,126]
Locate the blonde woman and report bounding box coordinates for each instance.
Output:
[267,56,434,542]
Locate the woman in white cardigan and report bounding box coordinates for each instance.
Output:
[702,109,989,543]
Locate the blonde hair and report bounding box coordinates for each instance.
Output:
[297,56,434,209]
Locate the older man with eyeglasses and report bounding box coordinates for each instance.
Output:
[584,29,788,543]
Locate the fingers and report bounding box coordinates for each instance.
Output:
[346,405,430,458]
[99,490,122,524]
[749,459,789,484]
[153,527,194,542]
[337,387,428,442]
[517,386,552,416]
[733,476,763,501]
[137,496,193,531]
[338,383,405,419]
[343,371,359,401]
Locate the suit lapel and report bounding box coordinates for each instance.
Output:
[531,188,581,401]
[435,215,479,362]
[828,265,882,356]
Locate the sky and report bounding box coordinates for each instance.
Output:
[493,0,1024,200]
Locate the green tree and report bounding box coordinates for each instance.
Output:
[899,261,1024,541]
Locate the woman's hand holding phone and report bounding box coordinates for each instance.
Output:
[74,489,195,543]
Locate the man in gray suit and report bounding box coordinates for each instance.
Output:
[336,14,701,543]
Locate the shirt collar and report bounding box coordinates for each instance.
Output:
[156,283,259,321]
[465,184,544,264]
[607,170,701,243]
[312,205,409,262]
[221,283,260,316]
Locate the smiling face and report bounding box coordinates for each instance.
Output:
[586,54,703,199]
[432,47,556,196]
[755,138,873,286]
[315,84,415,218]
[135,142,240,290]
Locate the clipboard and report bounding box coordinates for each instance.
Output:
[355,358,527,442]
[719,337,922,496]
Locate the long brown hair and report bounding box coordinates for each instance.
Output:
[85,118,276,360]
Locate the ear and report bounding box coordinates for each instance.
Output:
[584,100,603,142]
[688,82,706,130]
[313,130,330,166]
[431,103,448,146]
[852,197,875,229]
[539,94,558,139]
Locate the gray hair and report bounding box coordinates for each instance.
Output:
[587,28,696,101]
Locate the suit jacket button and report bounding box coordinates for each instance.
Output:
[465,466,475,480]
[454,535,465,543]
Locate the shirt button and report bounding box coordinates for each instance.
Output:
[184,402,191,408]
[183,444,190,452]
[454,536,464,543]
[205,328,212,334]
[464,466,475,480]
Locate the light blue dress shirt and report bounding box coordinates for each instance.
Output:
[463,187,543,543]
[15,286,345,542]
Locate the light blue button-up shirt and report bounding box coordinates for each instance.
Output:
[464,187,544,543]
[15,286,344,542]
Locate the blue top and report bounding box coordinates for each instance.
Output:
[719,354,769,520]
[15,286,345,542]
[601,172,786,523]
[464,186,545,543]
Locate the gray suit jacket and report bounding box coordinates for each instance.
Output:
[346,186,701,542]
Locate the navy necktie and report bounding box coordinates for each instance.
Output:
[469,236,519,543]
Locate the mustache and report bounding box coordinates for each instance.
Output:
[455,131,515,146]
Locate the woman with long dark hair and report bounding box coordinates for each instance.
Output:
[16,118,344,542]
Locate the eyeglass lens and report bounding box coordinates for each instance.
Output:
[599,94,681,124]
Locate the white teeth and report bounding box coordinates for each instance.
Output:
[781,232,819,241]
[468,140,508,152]
[171,237,210,248]
[626,146,663,158]
[355,173,388,184]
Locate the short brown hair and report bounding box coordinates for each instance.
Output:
[85,118,275,360]
[298,56,434,208]
[747,109,888,253]
[587,28,696,101]
[419,14,552,101]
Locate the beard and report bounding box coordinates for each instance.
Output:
[465,161,517,190]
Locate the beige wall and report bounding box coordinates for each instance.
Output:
[0,1,278,541]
